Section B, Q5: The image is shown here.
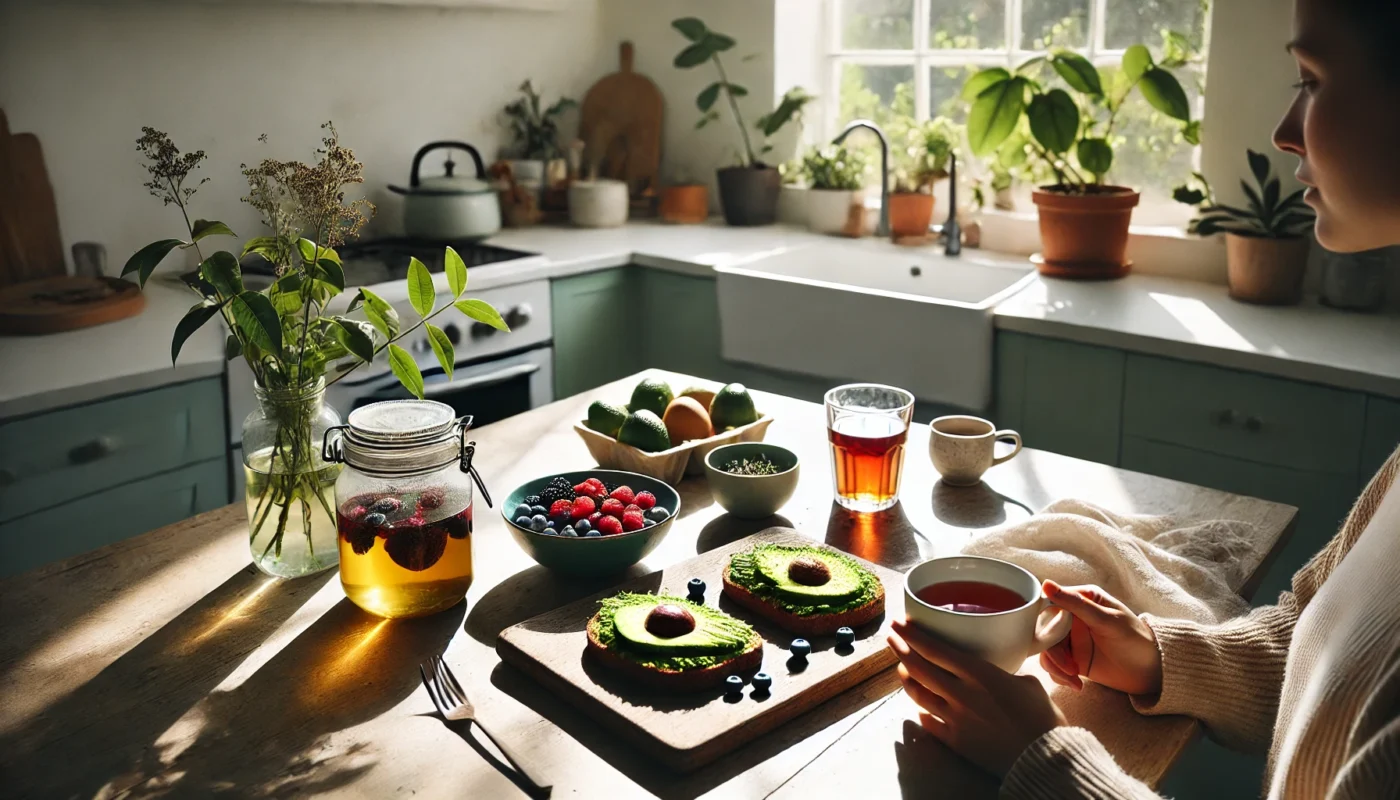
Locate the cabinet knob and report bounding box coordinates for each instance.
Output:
[470,321,497,339]
[1244,416,1264,433]
[69,436,115,464]
[443,323,461,345]
[1212,409,1237,426]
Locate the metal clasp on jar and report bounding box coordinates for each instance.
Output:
[322,425,349,464]
[457,416,493,508]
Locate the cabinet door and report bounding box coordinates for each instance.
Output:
[550,269,638,398]
[0,457,228,578]
[638,271,727,382]
[995,332,1125,466]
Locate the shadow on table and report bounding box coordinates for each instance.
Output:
[695,513,794,553]
[824,501,927,572]
[929,480,1034,531]
[894,718,1000,798]
[465,564,662,647]
[0,564,330,798]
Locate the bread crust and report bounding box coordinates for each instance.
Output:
[585,612,763,692]
[721,564,885,636]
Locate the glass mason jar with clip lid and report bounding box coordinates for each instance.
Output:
[323,400,492,619]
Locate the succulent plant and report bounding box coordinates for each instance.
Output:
[1178,149,1315,238]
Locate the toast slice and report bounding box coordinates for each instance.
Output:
[585,610,763,693]
[722,562,885,637]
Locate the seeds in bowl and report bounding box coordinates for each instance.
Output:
[721,454,781,476]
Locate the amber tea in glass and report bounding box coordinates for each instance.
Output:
[826,384,914,512]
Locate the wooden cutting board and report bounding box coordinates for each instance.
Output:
[0,276,145,335]
[496,528,905,772]
[578,41,663,202]
[0,109,66,287]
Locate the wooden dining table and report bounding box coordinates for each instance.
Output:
[0,370,1297,799]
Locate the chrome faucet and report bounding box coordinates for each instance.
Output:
[833,119,889,238]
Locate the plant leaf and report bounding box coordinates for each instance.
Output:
[1262,176,1281,217]
[359,287,401,339]
[1015,55,1046,72]
[332,318,376,362]
[315,258,345,295]
[444,246,468,298]
[756,86,814,137]
[297,238,322,266]
[1241,180,1266,218]
[454,298,510,332]
[388,344,424,400]
[1139,67,1191,121]
[198,250,243,298]
[1027,89,1079,154]
[727,83,749,97]
[229,291,282,354]
[968,77,1027,156]
[672,17,707,42]
[703,32,735,52]
[406,256,435,318]
[961,67,1011,102]
[1122,45,1153,82]
[426,323,455,380]
[1050,51,1103,96]
[1077,138,1114,177]
[1182,120,1202,146]
[190,219,236,242]
[674,42,712,69]
[224,333,242,361]
[1246,149,1272,186]
[698,82,722,112]
[1278,187,1308,211]
[122,239,184,287]
[171,301,224,364]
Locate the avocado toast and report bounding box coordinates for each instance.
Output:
[586,592,763,692]
[721,544,885,636]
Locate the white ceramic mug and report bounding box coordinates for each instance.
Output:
[928,415,1022,486]
[903,556,1071,673]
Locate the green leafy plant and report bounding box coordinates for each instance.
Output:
[672,17,814,167]
[961,42,1196,191]
[800,144,868,191]
[893,116,960,194]
[502,80,576,160]
[1176,149,1315,237]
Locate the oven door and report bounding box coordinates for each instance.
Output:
[326,345,554,427]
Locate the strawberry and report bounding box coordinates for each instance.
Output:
[597,515,624,536]
[621,510,646,532]
[624,504,642,516]
[608,485,636,505]
[600,498,626,518]
[571,496,596,520]
[634,491,657,510]
[549,499,574,518]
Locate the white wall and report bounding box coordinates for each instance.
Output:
[0,0,604,273]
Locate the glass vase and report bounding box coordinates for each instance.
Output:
[242,379,343,578]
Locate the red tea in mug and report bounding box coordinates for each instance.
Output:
[915,580,1028,614]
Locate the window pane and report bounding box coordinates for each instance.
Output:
[1106,0,1209,51]
[928,0,1005,50]
[1022,0,1090,50]
[839,63,916,128]
[840,0,914,50]
[1094,65,1203,221]
[929,65,981,121]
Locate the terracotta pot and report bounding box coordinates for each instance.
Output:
[717,166,781,226]
[1225,233,1310,305]
[1031,185,1140,279]
[889,192,935,238]
[659,183,709,224]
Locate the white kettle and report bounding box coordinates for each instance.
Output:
[389,141,501,241]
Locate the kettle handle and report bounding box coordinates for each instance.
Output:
[408,141,486,187]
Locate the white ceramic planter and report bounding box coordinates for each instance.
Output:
[777,185,809,226]
[806,188,863,236]
[569,179,629,228]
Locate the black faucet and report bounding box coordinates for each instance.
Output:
[832,119,889,238]
[942,152,961,256]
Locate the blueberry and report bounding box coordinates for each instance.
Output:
[644,519,657,528]
[724,675,744,694]
[575,519,592,534]
[546,518,557,529]
[688,577,706,595]
[561,526,578,538]
[531,505,548,516]
[530,514,549,532]
[551,512,572,527]
[645,507,669,522]
[363,512,387,528]
[790,638,811,658]
[584,529,602,537]
[752,672,773,692]
[836,626,855,645]
[370,497,402,514]
[513,503,533,519]
[513,515,533,528]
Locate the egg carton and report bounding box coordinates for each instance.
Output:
[572,415,773,486]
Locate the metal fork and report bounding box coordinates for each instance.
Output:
[419,655,551,796]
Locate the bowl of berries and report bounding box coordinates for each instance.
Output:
[501,470,681,576]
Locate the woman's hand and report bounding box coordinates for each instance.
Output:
[1039,580,1163,696]
[888,618,1066,777]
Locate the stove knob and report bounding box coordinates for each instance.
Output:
[470,321,497,339]
[504,303,533,329]
[442,322,461,345]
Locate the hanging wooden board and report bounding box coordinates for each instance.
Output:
[0,276,146,335]
[0,109,66,288]
[578,41,664,205]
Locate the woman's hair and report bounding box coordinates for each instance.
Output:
[1337,0,1400,79]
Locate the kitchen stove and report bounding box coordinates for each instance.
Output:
[335,237,540,287]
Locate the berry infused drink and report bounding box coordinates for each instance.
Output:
[825,384,914,512]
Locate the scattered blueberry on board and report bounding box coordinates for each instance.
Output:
[836,627,855,645]
[725,675,744,694]
[790,638,811,658]
[687,578,706,602]
[752,672,773,693]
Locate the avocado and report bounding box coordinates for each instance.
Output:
[629,378,674,418]
[728,544,879,616]
[709,383,759,431]
[617,409,672,452]
[586,401,629,438]
[596,593,756,671]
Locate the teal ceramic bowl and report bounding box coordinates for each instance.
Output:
[501,469,681,576]
[703,442,800,519]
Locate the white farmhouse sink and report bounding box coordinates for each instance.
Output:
[714,241,1036,410]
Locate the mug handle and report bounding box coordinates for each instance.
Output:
[991,430,1023,466]
[1028,597,1072,656]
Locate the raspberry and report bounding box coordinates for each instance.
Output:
[418,487,446,510]
[571,496,596,520]
[621,510,646,531]
[634,491,657,510]
[600,498,626,518]
[587,512,603,526]
[597,515,624,535]
[609,486,635,505]
[624,504,642,516]
[549,499,574,518]
[342,505,368,521]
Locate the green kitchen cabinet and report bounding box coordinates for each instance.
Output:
[1362,395,1400,484]
[637,269,728,383]
[550,268,640,398]
[994,331,1125,465]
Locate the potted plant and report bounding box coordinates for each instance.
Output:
[501,80,576,187]
[890,116,959,239]
[659,168,709,224]
[1176,150,1315,304]
[122,125,507,578]
[672,17,813,226]
[800,144,869,236]
[963,44,1196,278]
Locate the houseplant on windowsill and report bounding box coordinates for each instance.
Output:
[963,44,1196,278]
[890,116,959,239]
[1176,149,1315,305]
[671,17,813,226]
[801,144,870,236]
[124,125,508,579]
[500,80,576,196]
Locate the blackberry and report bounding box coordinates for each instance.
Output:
[523,495,542,506]
[538,477,576,505]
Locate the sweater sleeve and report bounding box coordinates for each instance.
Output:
[1001,728,1164,800]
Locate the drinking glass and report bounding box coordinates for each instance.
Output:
[825,384,915,512]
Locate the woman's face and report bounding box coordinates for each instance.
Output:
[1274,0,1400,252]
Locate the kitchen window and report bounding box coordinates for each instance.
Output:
[824,0,1210,224]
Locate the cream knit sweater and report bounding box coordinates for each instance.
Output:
[1003,447,1400,799]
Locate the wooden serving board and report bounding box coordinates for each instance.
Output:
[0,109,66,287]
[0,275,146,334]
[496,528,905,772]
[579,42,663,203]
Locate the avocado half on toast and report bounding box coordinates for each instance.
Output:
[586,593,763,692]
[722,544,885,636]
